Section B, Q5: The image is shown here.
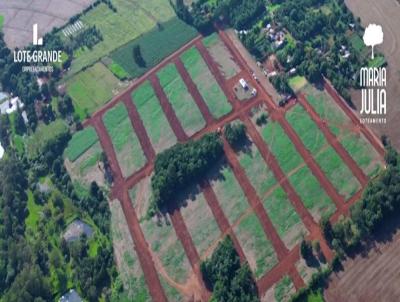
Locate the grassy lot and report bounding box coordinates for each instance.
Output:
[208,162,250,225]
[287,104,361,200]
[68,0,175,75]
[289,166,336,221]
[274,275,295,302]
[237,139,277,197]
[339,132,382,177]
[129,177,151,221]
[110,200,151,301]
[0,15,4,31]
[314,147,361,200]
[179,188,221,258]
[111,17,198,78]
[303,84,350,137]
[234,212,278,279]
[25,120,69,159]
[257,119,303,173]
[103,103,146,177]
[288,75,307,93]
[64,126,99,162]
[203,33,240,79]
[159,274,184,302]
[66,63,121,120]
[131,81,177,153]
[286,104,327,155]
[181,47,232,118]
[262,187,307,250]
[141,215,192,284]
[108,62,130,80]
[157,63,205,136]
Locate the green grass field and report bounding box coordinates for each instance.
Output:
[103,103,146,177]
[131,81,177,153]
[350,34,365,54]
[141,216,192,284]
[234,212,278,278]
[237,141,277,197]
[157,63,205,136]
[66,63,120,120]
[303,84,349,137]
[64,126,99,162]
[181,47,232,118]
[274,275,295,302]
[339,132,382,177]
[108,62,130,80]
[68,0,175,75]
[258,119,303,173]
[26,120,69,159]
[289,166,336,221]
[288,76,307,93]
[262,187,307,250]
[111,17,198,78]
[110,201,151,301]
[203,33,240,79]
[314,147,361,200]
[179,189,221,257]
[208,162,250,225]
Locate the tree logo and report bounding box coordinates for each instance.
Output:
[363,24,383,59]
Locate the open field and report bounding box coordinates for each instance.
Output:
[203,33,241,79]
[261,275,295,302]
[66,62,122,120]
[325,224,400,302]
[111,17,198,79]
[64,126,98,162]
[157,63,205,136]
[141,215,192,284]
[131,81,177,153]
[208,162,250,226]
[110,200,151,301]
[181,47,232,119]
[345,0,400,150]
[0,0,94,48]
[287,104,362,200]
[103,103,146,178]
[234,212,278,279]
[129,177,152,221]
[178,187,221,258]
[68,0,176,75]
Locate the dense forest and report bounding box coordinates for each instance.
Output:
[201,237,259,302]
[151,133,223,212]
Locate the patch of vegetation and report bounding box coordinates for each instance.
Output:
[110,17,198,78]
[108,62,130,80]
[151,133,223,212]
[64,126,99,162]
[224,122,247,148]
[200,236,259,301]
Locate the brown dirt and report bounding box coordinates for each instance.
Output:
[149,75,188,141]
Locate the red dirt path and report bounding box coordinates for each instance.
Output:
[149,75,188,141]
[297,93,368,187]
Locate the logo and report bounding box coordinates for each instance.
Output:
[32,24,43,46]
[359,24,386,124]
[363,24,383,59]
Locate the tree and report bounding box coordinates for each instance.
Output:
[363,24,383,59]
[133,45,146,67]
[300,239,312,260]
[224,123,247,148]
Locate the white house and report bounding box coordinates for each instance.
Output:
[239,78,249,90]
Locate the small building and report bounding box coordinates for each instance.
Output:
[63,220,93,243]
[289,68,297,75]
[251,88,257,97]
[59,289,83,302]
[268,71,278,78]
[0,97,24,115]
[239,78,249,90]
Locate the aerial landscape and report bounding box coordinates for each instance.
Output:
[0,0,399,301]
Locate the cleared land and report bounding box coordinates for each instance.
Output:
[103,103,146,178]
[131,81,177,153]
[111,17,198,79]
[66,62,122,120]
[287,105,361,200]
[234,212,278,279]
[64,126,98,162]
[0,0,94,48]
[129,177,152,221]
[68,0,175,75]
[203,33,240,79]
[178,187,221,259]
[157,63,205,136]
[261,275,296,302]
[181,47,232,119]
[110,200,151,301]
[255,116,336,220]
